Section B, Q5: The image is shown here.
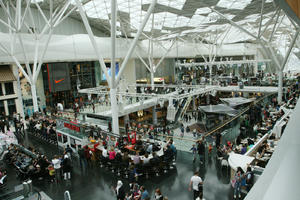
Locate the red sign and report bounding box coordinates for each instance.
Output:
[64,123,80,132]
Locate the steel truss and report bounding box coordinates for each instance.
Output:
[0,0,76,112]
[211,5,299,104]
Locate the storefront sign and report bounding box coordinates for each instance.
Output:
[64,122,80,132]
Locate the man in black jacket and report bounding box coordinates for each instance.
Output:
[197,140,205,164]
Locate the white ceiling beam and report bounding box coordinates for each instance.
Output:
[74,0,111,88]
[115,0,157,86]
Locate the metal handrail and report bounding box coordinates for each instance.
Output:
[64,191,71,200]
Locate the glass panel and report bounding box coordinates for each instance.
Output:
[70,137,76,149]
[57,132,63,143]
[0,100,4,116]
[7,99,16,116]
[63,134,68,143]
[0,84,3,96]
[5,82,14,95]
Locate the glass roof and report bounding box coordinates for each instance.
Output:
[29,0,299,72]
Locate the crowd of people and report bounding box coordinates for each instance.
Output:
[3,144,73,184]
[113,180,168,200]
[27,116,57,144]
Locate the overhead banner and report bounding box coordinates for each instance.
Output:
[47,63,71,92]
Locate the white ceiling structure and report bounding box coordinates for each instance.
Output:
[0,0,299,72]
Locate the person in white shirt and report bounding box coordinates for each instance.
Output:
[189,171,203,200]
[35,122,41,131]
[52,155,61,182]
[102,146,108,158]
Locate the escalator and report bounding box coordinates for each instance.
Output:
[174,96,192,122]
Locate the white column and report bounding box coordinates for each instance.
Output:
[278,70,283,104]
[209,64,212,85]
[31,84,39,112]
[193,96,196,110]
[110,88,119,134]
[206,93,210,104]
[3,100,8,116]
[151,71,157,124]
[14,65,25,118]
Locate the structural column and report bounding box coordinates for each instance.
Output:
[278,70,283,104]
[31,84,39,112]
[206,93,210,104]
[209,64,212,85]
[14,65,25,118]
[110,88,119,134]
[151,71,158,124]
[193,96,196,110]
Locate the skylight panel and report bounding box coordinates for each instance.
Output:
[69,0,83,5]
[31,0,44,3]
[158,0,186,10]
[216,0,252,10]
[224,14,235,20]
[84,0,110,20]
[195,7,212,15]
[244,14,260,23]
[174,16,190,28]
[189,15,208,27]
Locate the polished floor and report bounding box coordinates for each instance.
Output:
[2,134,240,200]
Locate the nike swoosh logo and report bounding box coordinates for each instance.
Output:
[55,78,64,84]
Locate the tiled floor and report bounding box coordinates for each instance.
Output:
[1,134,241,200]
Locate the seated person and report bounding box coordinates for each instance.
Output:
[135,135,143,151]
[163,144,173,162]
[102,146,108,159]
[115,150,122,163]
[241,144,247,155]
[122,152,130,167]
[142,153,151,166]
[109,147,116,161]
[150,152,160,165]
[146,143,153,154]
[247,138,255,146]
[133,152,140,165]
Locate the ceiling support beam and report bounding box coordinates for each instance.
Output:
[280,28,300,71]
[0,0,73,112]
[154,39,176,72]
[75,0,111,87]
[259,8,280,39]
[115,0,157,85]
[258,0,265,38]
[269,11,282,42]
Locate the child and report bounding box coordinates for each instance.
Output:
[48,164,55,182]
[208,144,213,155]
[190,144,197,163]
[193,129,197,138]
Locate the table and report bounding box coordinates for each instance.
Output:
[96,140,166,161]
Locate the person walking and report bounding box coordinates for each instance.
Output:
[197,140,205,164]
[190,144,197,163]
[62,154,72,180]
[154,188,164,200]
[189,171,203,200]
[233,167,244,199]
[245,166,254,192]
[115,180,125,200]
[78,146,87,169]
[52,155,61,182]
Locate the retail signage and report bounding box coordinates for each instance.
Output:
[64,122,80,132]
[47,63,71,92]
